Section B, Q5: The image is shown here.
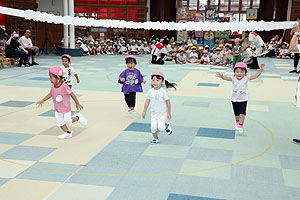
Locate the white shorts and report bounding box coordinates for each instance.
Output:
[55,111,72,127]
[151,112,167,133]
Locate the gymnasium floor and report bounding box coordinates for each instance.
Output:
[0,54,300,200]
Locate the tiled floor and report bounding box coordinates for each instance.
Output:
[0,55,300,200]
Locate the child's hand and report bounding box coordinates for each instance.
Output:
[216,72,222,78]
[77,79,80,84]
[142,111,146,119]
[76,103,83,110]
[120,78,125,82]
[36,100,44,107]
[142,80,146,84]
[167,113,172,120]
[260,64,265,71]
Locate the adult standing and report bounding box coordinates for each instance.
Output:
[242,31,268,69]
[289,17,300,73]
[19,28,39,66]
[5,31,29,67]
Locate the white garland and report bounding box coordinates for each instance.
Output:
[0,6,296,31]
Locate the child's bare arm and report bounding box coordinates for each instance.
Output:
[74,74,80,83]
[250,64,264,80]
[216,72,232,81]
[36,93,52,106]
[142,99,150,118]
[166,99,171,120]
[70,92,83,110]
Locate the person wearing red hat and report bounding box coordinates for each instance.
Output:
[60,54,80,89]
[216,62,264,134]
[142,71,177,144]
[118,55,146,114]
[36,66,87,139]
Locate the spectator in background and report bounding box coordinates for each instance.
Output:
[187,33,197,46]
[83,30,93,42]
[5,30,29,67]
[19,28,39,66]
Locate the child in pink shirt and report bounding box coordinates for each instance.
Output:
[36,66,87,139]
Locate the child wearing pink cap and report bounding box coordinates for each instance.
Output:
[60,54,80,89]
[36,66,87,139]
[232,38,243,67]
[222,43,232,67]
[118,55,146,114]
[216,62,264,133]
[199,50,210,65]
[142,71,177,144]
[212,47,223,65]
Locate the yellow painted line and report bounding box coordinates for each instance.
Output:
[0,103,274,176]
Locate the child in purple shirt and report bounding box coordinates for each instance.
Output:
[118,55,146,113]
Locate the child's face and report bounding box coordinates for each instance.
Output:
[62,57,70,67]
[200,49,203,53]
[49,72,61,85]
[127,61,136,71]
[151,76,163,89]
[204,53,208,57]
[171,44,175,48]
[234,68,246,80]
[216,50,220,54]
[235,42,240,46]
[192,49,196,52]
[180,51,184,55]
[282,44,286,49]
[225,46,229,50]
[89,43,93,47]
[213,49,216,53]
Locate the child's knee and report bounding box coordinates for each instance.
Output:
[64,118,72,125]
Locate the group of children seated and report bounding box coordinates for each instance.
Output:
[75,37,151,56]
[168,39,252,67]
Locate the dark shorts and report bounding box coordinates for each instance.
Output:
[231,101,247,116]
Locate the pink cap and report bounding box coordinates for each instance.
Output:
[216,47,221,51]
[234,62,247,69]
[235,38,241,43]
[151,71,164,78]
[225,43,230,47]
[125,55,137,61]
[61,54,72,63]
[203,50,208,54]
[49,66,64,76]
[160,38,164,43]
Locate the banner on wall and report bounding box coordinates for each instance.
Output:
[0,6,296,31]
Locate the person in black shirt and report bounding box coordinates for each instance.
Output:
[5,31,29,67]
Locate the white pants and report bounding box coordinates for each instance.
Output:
[151,112,167,133]
[55,111,72,127]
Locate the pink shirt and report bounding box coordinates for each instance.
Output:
[50,81,72,113]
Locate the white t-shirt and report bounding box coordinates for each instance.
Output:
[60,65,77,85]
[189,52,198,62]
[280,48,289,55]
[119,46,128,52]
[130,45,138,52]
[213,53,223,63]
[146,88,169,113]
[19,36,33,48]
[176,53,186,62]
[201,55,210,62]
[142,46,149,52]
[231,75,250,102]
[80,43,88,52]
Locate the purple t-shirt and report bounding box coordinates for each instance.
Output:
[118,68,144,94]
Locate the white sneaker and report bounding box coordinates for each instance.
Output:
[238,127,244,134]
[165,122,173,135]
[129,110,137,114]
[150,138,159,144]
[235,124,239,130]
[58,132,73,139]
[76,113,88,126]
